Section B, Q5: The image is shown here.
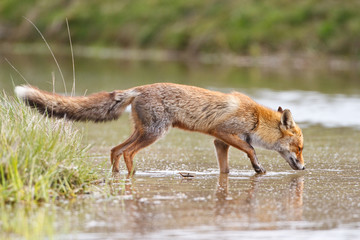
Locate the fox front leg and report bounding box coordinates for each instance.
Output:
[214,132,266,174]
[247,146,266,174]
[214,139,230,173]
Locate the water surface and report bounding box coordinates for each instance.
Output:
[0,52,360,239]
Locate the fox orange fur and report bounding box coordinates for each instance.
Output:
[15,83,305,175]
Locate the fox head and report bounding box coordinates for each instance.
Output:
[277,107,305,170]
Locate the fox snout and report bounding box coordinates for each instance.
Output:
[290,156,305,170]
[279,151,305,171]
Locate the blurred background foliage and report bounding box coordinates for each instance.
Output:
[0,0,360,57]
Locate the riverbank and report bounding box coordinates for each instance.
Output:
[1,42,359,72]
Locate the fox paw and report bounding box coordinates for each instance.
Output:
[127,169,136,178]
[254,165,266,174]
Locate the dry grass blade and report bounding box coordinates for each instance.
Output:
[23,17,67,94]
[4,58,30,85]
[66,18,76,97]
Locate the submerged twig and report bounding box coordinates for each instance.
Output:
[179,172,195,178]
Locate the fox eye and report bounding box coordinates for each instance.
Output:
[298,147,303,152]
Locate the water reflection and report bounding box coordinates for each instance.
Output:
[214,174,304,229]
[103,172,306,235]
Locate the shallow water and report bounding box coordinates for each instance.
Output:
[1,52,360,239]
[57,120,359,239]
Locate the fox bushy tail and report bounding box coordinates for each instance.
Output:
[15,85,139,122]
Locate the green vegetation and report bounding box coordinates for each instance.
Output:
[0,94,96,204]
[1,205,57,240]
[1,0,360,56]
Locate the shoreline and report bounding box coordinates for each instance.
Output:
[1,42,359,71]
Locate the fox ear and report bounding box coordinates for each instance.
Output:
[281,109,295,129]
[277,106,284,113]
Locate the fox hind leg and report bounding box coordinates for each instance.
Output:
[122,132,161,176]
[116,98,170,175]
[110,130,140,172]
[214,139,230,173]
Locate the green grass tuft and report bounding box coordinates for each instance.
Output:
[0,93,97,204]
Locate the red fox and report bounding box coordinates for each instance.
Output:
[15,83,304,175]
